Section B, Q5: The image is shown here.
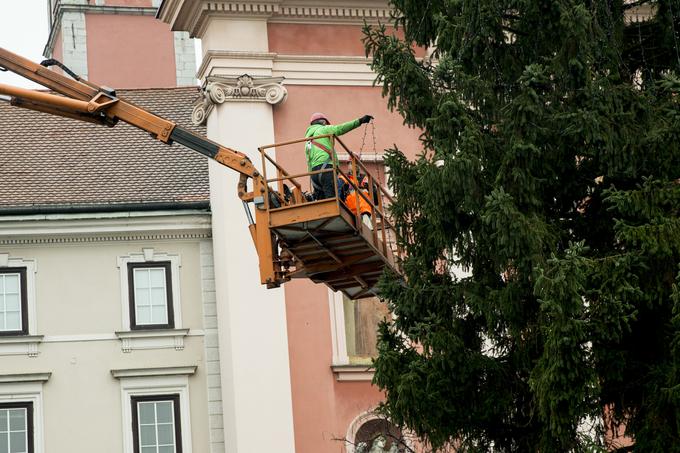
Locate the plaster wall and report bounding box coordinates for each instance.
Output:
[52,33,63,66]
[2,241,203,334]
[268,23,367,56]
[0,340,209,452]
[268,23,428,59]
[85,13,177,88]
[284,280,384,452]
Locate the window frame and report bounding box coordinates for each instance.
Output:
[0,267,28,336]
[0,401,34,453]
[127,262,174,331]
[130,394,183,453]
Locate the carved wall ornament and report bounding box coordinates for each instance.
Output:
[192,74,288,125]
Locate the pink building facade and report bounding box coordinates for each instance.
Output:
[46,1,422,451]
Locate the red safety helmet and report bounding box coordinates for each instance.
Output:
[310,112,330,124]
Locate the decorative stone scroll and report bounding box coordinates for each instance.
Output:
[192,74,288,125]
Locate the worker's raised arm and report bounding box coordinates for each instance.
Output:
[314,115,373,137]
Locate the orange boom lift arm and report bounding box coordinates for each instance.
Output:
[0,47,402,299]
[0,47,282,286]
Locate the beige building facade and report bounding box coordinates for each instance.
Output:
[0,82,220,453]
[0,211,219,452]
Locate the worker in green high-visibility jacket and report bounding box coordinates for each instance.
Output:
[305,112,373,200]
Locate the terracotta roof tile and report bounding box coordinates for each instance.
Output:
[0,87,209,213]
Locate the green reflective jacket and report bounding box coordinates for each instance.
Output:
[304,119,361,171]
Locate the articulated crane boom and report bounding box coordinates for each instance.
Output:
[0,47,400,299]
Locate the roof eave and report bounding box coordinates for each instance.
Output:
[0,201,211,216]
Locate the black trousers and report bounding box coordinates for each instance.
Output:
[311,163,341,200]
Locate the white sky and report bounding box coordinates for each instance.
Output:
[0,1,50,89]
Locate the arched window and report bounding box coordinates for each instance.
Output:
[346,411,410,453]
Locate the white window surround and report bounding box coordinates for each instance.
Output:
[117,249,184,353]
[112,366,195,453]
[328,289,375,382]
[0,255,41,358]
[345,410,378,453]
[0,373,50,453]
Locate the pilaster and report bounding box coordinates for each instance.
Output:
[200,240,226,453]
[174,31,197,86]
[195,13,295,453]
[60,9,89,80]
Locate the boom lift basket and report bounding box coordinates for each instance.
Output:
[258,135,402,299]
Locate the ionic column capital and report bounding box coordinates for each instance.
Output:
[192,74,288,125]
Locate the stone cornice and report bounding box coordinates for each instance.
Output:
[198,51,378,88]
[192,74,287,125]
[0,210,212,245]
[111,366,197,379]
[158,0,392,37]
[0,232,211,246]
[0,372,51,383]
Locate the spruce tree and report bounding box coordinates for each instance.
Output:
[364,1,680,451]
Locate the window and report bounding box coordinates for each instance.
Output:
[113,366,194,453]
[116,251,186,352]
[131,395,182,453]
[329,291,391,380]
[0,268,27,336]
[346,411,412,453]
[128,262,174,330]
[0,402,33,453]
[342,295,389,364]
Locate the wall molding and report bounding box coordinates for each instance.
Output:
[198,50,377,86]
[0,336,44,358]
[0,373,51,384]
[331,364,374,382]
[0,211,212,245]
[115,328,191,353]
[111,366,197,379]
[0,233,211,246]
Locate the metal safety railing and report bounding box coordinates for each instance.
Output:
[257,134,402,262]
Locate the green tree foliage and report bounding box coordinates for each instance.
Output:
[364,1,680,451]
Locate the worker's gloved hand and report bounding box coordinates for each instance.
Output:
[359,115,374,124]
